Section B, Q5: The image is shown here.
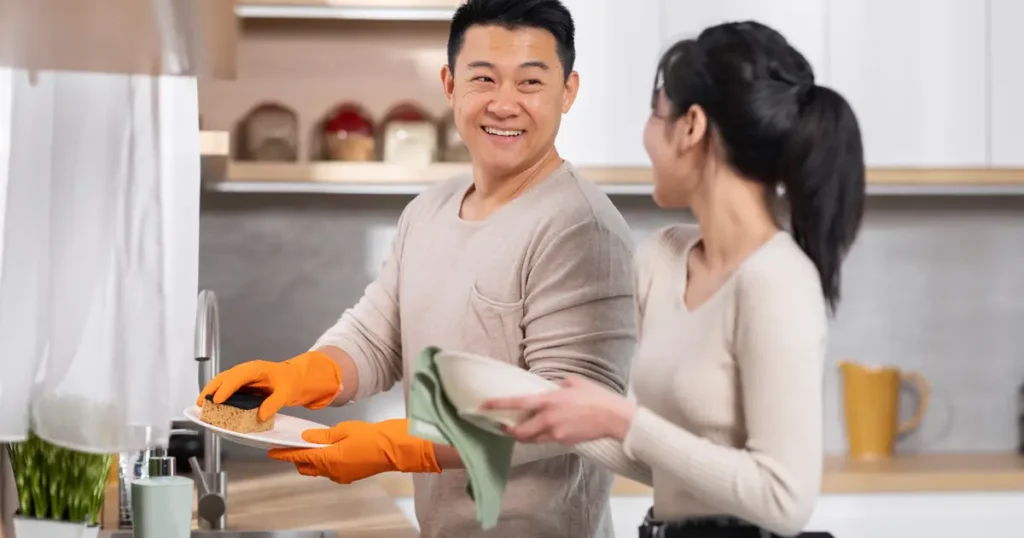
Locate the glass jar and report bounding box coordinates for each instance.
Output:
[440,110,470,162]
[236,103,298,162]
[322,103,376,162]
[381,102,438,167]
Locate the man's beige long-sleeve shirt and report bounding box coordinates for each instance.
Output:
[313,162,638,538]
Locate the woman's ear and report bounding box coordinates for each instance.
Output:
[672,104,708,156]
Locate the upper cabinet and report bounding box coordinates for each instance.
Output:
[200,0,1024,194]
[827,1,988,168]
[556,0,661,167]
[990,0,1024,167]
[660,0,828,84]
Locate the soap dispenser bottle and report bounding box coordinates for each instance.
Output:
[130,446,194,538]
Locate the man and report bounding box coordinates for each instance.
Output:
[198,0,635,536]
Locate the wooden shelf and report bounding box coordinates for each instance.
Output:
[199,130,230,157]
[236,0,459,21]
[372,452,1024,496]
[199,130,230,181]
[202,159,1024,196]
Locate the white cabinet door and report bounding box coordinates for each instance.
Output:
[809,492,1024,538]
[990,0,1024,166]
[827,1,987,167]
[611,492,1024,537]
[610,496,652,538]
[555,0,661,167]
[659,0,828,85]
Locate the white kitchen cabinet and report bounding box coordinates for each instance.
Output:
[990,0,1024,166]
[809,492,1024,538]
[827,1,988,168]
[659,0,828,86]
[609,492,1024,537]
[397,492,1024,536]
[555,0,661,167]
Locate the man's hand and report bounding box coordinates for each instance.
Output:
[197,351,342,422]
[268,418,442,484]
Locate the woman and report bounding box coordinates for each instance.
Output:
[482,20,864,538]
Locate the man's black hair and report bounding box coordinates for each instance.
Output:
[447,0,576,80]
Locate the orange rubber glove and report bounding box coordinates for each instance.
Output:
[197,351,342,422]
[267,418,441,484]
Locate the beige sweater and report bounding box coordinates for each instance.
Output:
[609,224,828,537]
[313,162,637,538]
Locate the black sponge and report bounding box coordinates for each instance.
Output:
[204,387,268,411]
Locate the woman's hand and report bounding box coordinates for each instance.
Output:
[481,376,637,445]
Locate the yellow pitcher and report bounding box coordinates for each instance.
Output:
[838,360,930,460]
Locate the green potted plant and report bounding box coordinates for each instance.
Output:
[6,432,111,538]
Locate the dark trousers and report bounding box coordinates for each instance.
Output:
[638,510,834,538]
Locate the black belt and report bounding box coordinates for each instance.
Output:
[638,509,833,538]
[638,517,773,538]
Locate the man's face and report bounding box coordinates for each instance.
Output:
[442,25,578,175]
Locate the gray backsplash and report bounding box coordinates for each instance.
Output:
[198,191,1024,458]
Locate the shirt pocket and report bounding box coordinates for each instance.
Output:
[465,283,525,365]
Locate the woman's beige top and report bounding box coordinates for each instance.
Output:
[611,224,828,537]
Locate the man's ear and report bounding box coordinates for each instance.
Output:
[561,70,580,113]
[440,65,455,106]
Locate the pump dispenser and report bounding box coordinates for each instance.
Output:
[130,444,194,538]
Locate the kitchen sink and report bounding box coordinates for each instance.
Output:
[105,531,338,538]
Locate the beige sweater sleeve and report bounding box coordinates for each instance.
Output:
[510,217,637,466]
[622,253,827,536]
[312,203,414,402]
[570,235,660,482]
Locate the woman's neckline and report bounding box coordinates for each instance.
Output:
[677,229,787,314]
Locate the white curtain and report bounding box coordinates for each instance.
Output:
[0,0,235,456]
[0,69,201,454]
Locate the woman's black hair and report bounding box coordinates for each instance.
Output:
[655,21,865,313]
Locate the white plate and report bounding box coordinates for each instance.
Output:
[183,406,330,450]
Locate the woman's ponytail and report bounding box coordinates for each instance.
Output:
[780,84,866,313]
[655,22,867,312]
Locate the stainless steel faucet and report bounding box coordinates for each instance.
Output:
[194,289,228,529]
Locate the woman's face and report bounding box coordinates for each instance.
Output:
[643,89,707,208]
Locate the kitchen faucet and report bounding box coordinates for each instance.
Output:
[114,290,229,530]
[193,289,228,529]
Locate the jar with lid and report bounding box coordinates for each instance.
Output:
[322,103,376,161]
[236,103,299,162]
[440,110,471,162]
[381,101,438,167]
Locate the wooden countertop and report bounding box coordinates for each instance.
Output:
[373,453,1024,496]
[820,452,1024,493]
[218,461,418,537]
[96,460,418,538]
[82,453,1020,538]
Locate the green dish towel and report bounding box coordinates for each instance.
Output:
[407,346,515,530]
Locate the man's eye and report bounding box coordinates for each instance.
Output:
[473,76,494,83]
[523,79,542,85]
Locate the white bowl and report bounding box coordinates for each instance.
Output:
[433,350,558,434]
[432,350,647,479]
